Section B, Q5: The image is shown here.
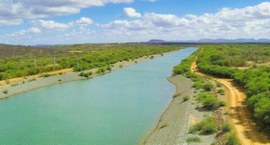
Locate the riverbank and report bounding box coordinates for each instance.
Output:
[141,75,194,145]
[0,52,171,99]
[142,73,219,145]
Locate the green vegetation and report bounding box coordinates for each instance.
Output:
[196,44,270,132]
[159,121,169,129]
[173,93,181,98]
[2,90,8,94]
[79,72,93,78]
[225,133,239,145]
[40,74,53,78]
[189,117,217,135]
[186,137,201,143]
[217,89,225,95]
[183,96,190,102]
[222,123,231,132]
[198,93,224,110]
[0,44,183,81]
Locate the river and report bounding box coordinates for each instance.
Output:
[0,47,196,145]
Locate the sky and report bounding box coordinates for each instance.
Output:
[0,0,269,45]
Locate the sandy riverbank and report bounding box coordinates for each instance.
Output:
[141,75,194,145]
[141,75,216,145]
[0,53,168,99]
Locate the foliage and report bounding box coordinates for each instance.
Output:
[79,72,93,78]
[189,117,217,135]
[0,44,183,80]
[222,123,231,132]
[217,89,225,95]
[183,96,190,102]
[225,133,239,145]
[198,93,224,110]
[2,90,8,94]
[186,137,201,143]
[196,44,270,131]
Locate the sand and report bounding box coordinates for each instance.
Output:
[142,75,194,145]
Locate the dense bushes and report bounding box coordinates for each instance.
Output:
[0,44,182,80]
[189,117,217,135]
[198,93,224,110]
[197,44,270,132]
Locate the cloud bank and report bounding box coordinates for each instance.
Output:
[0,0,133,26]
[1,2,270,44]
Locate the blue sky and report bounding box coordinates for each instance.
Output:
[0,0,269,45]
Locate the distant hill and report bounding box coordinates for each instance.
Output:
[196,38,270,43]
[147,39,166,44]
[146,38,270,44]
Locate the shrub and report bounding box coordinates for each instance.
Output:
[216,82,222,88]
[11,83,19,87]
[79,72,89,78]
[159,122,169,129]
[96,68,105,74]
[173,93,181,98]
[189,117,217,135]
[2,90,8,94]
[186,137,201,143]
[222,123,231,132]
[183,96,190,102]
[41,74,51,78]
[106,66,112,72]
[202,83,213,91]
[217,89,225,95]
[198,93,225,110]
[225,133,239,145]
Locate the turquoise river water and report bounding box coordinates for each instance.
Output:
[0,47,196,145]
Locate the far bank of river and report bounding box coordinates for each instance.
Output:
[0,47,196,145]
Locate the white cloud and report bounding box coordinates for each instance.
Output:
[4,17,94,40]
[6,27,41,37]
[71,17,93,27]
[144,12,188,27]
[0,0,133,26]
[102,2,270,40]
[32,20,70,30]
[124,7,141,18]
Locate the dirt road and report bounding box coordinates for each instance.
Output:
[191,61,270,145]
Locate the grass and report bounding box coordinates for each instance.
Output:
[225,133,239,145]
[189,117,217,135]
[216,82,222,88]
[159,121,169,129]
[198,93,225,110]
[217,89,225,95]
[2,90,8,94]
[40,74,52,78]
[222,123,231,132]
[183,96,190,102]
[173,93,181,98]
[186,137,201,143]
[79,72,93,78]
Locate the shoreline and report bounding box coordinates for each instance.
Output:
[0,50,179,99]
[141,75,194,145]
[141,75,215,145]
